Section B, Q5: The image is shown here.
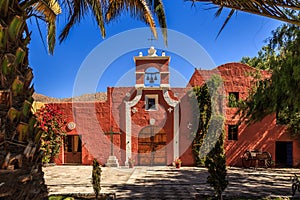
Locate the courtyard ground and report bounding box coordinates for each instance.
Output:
[43,166,300,199]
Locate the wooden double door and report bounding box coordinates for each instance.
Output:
[138,126,167,166]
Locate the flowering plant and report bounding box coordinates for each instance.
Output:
[174,157,182,164]
[35,104,66,164]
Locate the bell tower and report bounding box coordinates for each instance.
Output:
[134,46,170,89]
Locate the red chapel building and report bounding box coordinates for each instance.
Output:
[47,46,300,167]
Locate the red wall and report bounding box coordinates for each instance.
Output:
[189,63,300,167]
[50,96,124,165]
[225,113,300,167]
[49,62,300,167]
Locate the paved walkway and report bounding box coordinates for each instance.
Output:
[43,166,300,199]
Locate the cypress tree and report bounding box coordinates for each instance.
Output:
[205,115,228,200]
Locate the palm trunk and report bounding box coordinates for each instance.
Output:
[0,1,48,199]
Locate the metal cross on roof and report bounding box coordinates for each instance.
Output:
[148,35,156,46]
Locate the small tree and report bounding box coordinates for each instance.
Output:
[92,159,102,199]
[206,75,228,200]
[35,104,66,164]
[205,115,228,200]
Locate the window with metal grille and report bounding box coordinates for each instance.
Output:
[145,95,158,110]
[228,125,238,141]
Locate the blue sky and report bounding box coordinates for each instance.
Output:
[28,1,282,98]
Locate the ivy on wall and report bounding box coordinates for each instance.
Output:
[190,84,211,166]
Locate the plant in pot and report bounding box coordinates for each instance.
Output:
[128,158,135,168]
[174,157,182,168]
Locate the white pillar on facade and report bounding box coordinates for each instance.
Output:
[162,90,180,161]
[124,89,142,165]
[173,104,180,159]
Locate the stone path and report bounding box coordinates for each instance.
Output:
[43,166,300,199]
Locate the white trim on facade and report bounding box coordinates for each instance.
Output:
[160,84,170,89]
[174,104,180,160]
[124,89,142,165]
[162,89,180,161]
[135,84,145,89]
[163,90,179,107]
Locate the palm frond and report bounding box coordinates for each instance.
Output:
[34,0,61,21]
[191,0,300,26]
[35,17,48,54]
[86,0,106,38]
[216,8,235,39]
[33,0,61,54]
[150,0,167,45]
[214,6,223,17]
[47,20,56,54]
[189,0,300,37]
[106,0,157,39]
[60,0,107,43]
[59,0,86,43]
[105,0,123,22]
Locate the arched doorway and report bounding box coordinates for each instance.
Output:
[138,126,167,166]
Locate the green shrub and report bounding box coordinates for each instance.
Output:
[92,159,102,199]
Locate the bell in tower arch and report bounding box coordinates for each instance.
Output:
[145,68,160,87]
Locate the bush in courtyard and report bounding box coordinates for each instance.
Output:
[35,104,66,164]
[92,159,102,199]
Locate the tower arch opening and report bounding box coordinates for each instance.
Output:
[145,67,160,88]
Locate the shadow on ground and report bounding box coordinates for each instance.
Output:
[45,166,300,199]
[103,167,300,199]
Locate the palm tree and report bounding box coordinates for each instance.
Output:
[190,0,300,35]
[0,0,166,199]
